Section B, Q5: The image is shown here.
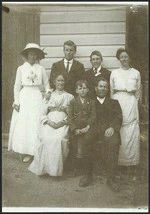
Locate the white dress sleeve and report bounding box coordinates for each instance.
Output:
[134,71,141,101]
[42,67,51,94]
[13,67,22,106]
[110,71,115,99]
[40,100,49,124]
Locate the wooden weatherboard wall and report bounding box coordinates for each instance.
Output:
[39,4,126,78]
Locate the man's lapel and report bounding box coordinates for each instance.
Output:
[76,96,83,110]
[61,59,68,73]
[82,97,90,111]
[103,96,109,106]
[68,59,77,74]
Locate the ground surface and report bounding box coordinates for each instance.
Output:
[2,135,148,212]
[2,145,148,211]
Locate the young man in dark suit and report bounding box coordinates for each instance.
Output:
[85,50,111,99]
[68,80,97,187]
[95,77,122,192]
[50,40,85,96]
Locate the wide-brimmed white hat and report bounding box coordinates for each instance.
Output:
[20,43,47,60]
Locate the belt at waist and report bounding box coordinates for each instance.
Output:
[23,85,40,89]
[47,106,67,114]
[114,90,134,95]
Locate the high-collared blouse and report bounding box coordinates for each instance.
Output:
[110,67,141,100]
[13,62,51,105]
[41,90,74,124]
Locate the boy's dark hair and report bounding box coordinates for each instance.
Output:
[95,76,109,87]
[63,40,77,51]
[90,50,103,61]
[75,80,89,89]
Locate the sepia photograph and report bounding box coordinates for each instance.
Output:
[2,1,149,212]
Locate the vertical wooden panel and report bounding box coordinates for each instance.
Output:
[33,12,40,44]
[26,14,35,43]
[2,9,40,134]
[16,11,27,67]
[2,10,18,134]
[2,12,11,133]
[127,5,148,104]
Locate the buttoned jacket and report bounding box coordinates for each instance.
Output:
[50,59,85,96]
[68,96,96,131]
[85,67,111,99]
[95,97,122,135]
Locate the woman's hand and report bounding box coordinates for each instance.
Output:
[54,120,67,129]
[47,119,67,129]
[13,104,20,112]
[57,120,67,128]
[44,92,51,100]
[47,120,58,129]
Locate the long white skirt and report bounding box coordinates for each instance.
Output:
[28,111,70,176]
[8,86,42,156]
[112,92,140,166]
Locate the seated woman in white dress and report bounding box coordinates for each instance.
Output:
[28,73,74,176]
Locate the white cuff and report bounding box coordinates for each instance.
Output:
[45,88,53,94]
[12,101,20,107]
[41,117,49,125]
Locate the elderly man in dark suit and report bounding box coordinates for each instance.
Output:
[50,40,85,96]
[95,77,122,192]
[85,50,111,99]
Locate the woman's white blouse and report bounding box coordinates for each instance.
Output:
[13,62,50,105]
[110,67,141,100]
[40,90,74,124]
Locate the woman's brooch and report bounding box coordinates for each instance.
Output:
[27,71,38,83]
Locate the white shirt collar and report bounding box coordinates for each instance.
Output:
[64,59,73,72]
[80,97,85,104]
[94,65,101,72]
[94,66,102,76]
[97,96,105,104]
[64,58,73,65]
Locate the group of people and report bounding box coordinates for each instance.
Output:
[8,40,141,192]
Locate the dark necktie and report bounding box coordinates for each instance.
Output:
[66,61,70,72]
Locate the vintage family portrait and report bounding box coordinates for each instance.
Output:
[2,1,149,212]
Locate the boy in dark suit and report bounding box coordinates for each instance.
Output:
[85,50,111,99]
[95,77,122,192]
[68,80,97,187]
[50,40,85,96]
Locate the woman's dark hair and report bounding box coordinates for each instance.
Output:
[116,48,131,60]
[51,72,66,90]
[22,48,45,60]
[53,72,65,83]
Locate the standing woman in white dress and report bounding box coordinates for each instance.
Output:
[8,43,51,163]
[28,73,74,176]
[110,48,141,172]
